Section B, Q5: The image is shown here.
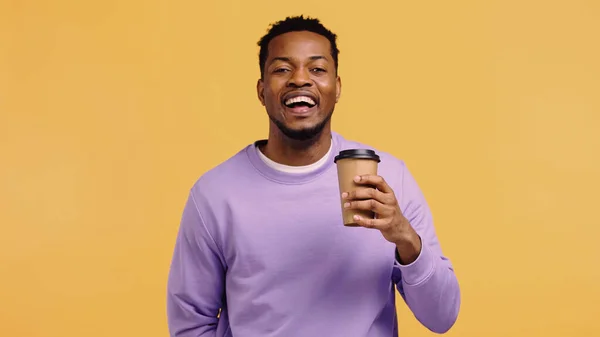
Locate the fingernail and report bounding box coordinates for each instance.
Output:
[341,192,348,198]
[353,215,361,220]
[354,176,361,182]
[344,202,350,208]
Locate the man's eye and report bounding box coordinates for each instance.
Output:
[274,68,289,73]
[312,68,326,72]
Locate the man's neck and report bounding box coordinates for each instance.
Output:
[260,129,332,167]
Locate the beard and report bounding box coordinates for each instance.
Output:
[269,109,333,142]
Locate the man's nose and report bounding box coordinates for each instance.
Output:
[287,68,312,87]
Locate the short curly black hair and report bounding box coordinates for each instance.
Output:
[257,15,339,78]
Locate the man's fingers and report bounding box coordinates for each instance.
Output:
[353,175,392,193]
[343,187,386,203]
[352,215,391,230]
[343,199,387,214]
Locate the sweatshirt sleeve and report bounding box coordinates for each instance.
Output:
[392,163,461,334]
[166,192,226,337]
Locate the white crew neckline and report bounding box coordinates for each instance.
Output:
[256,140,333,174]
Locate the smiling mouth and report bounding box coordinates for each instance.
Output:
[283,95,317,115]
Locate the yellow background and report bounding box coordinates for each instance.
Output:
[2,0,599,336]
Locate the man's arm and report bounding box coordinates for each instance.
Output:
[392,165,461,334]
[343,163,460,333]
[167,192,226,337]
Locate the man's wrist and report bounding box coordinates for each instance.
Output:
[395,230,422,265]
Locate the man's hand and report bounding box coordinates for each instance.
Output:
[342,174,422,265]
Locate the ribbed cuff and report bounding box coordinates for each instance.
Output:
[395,242,435,286]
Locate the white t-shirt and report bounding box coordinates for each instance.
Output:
[256,141,333,174]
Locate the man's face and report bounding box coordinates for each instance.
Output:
[257,31,341,141]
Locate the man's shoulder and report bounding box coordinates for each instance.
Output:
[188,143,255,196]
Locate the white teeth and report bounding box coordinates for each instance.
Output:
[285,96,316,106]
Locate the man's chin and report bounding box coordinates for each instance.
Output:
[271,114,332,142]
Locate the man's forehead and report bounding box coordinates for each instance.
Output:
[267,32,332,60]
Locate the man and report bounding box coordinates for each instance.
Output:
[167,15,460,337]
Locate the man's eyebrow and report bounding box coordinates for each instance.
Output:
[308,55,327,61]
[269,55,329,63]
[270,56,291,63]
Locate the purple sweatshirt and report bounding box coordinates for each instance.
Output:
[166,131,460,336]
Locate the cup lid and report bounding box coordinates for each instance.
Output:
[334,149,380,163]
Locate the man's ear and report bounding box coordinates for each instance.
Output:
[335,76,342,103]
[257,79,265,106]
